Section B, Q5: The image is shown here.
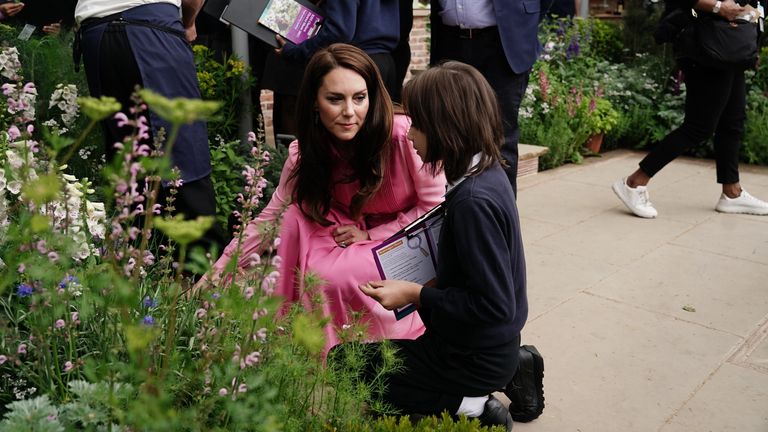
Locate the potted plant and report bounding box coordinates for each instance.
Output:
[581,97,619,153]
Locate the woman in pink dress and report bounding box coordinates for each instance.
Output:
[209,44,445,352]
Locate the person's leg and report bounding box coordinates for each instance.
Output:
[87,23,144,162]
[635,63,729,185]
[711,69,768,214]
[172,175,229,253]
[391,0,414,103]
[369,52,398,102]
[614,63,732,218]
[711,68,744,195]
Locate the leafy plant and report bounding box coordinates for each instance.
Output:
[581,97,619,136]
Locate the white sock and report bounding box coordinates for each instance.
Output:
[455,395,489,418]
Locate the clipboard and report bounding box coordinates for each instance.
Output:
[371,204,445,320]
[222,0,324,48]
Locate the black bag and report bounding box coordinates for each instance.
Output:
[675,11,760,69]
[504,345,545,422]
[654,8,693,44]
[699,14,759,66]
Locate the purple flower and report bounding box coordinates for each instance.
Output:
[16,283,33,297]
[143,315,154,326]
[17,343,27,354]
[0,355,7,364]
[55,319,66,329]
[211,293,221,300]
[143,296,158,308]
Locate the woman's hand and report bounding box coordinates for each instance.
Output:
[274,35,287,55]
[716,0,745,21]
[0,2,25,17]
[333,225,369,248]
[359,280,422,310]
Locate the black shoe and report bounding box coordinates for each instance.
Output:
[477,395,513,432]
[505,344,544,422]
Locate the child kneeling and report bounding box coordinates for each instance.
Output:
[332,61,528,431]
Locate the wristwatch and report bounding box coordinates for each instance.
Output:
[712,0,722,13]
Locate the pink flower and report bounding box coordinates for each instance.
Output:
[63,361,73,372]
[273,238,281,248]
[26,124,34,135]
[238,383,247,393]
[0,355,7,364]
[114,112,130,128]
[256,328,267,342]
[71,312,79,324]
[48,252,59,262]
[55,319,66,329]
[218,388,228,396]
[17,263,25,273]
[244,287,254,300]
[247,131,256,142]
[196,308,207,319]
[244,351,261,367]
[17,343,27,354]
[7,125,20,141]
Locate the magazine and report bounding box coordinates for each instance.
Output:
[258,0,323,45]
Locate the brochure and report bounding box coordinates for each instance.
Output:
[371,204,444,320]
[222,0,325,48]
[258,0,323,45]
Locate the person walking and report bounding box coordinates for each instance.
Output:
[613,0,768,218]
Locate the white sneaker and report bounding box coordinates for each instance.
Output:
[612,178,658,218]
[715,190,768,215]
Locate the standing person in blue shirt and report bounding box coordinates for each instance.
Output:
[334,61,527,432]
[430,0,541,196]
[275,0,400,98]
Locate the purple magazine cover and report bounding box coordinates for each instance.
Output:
[259,0,323,44]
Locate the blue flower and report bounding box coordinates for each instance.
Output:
[211,293,221,300]
[143,315,154,326]
[17,284,33,297]
[58,275,80,289]
[142,296,158,308]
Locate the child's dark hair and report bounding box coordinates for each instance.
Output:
[402,61,504,184]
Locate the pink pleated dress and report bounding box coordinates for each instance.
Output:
[212,115,446,353]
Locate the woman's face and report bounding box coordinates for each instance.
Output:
[316,67,369,142]
[407,124,427,161]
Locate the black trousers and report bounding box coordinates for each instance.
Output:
[331,332,520,416]
[84,23,228,253]
[434,30,530,196]
[369,52,398,103]
[639,62,744,185]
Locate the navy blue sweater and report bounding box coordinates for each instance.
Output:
[419,164,528,349]
[282,0,400,64]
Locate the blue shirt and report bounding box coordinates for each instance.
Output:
[438,0,497,28]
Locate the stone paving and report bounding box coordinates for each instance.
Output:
[505,150,768,432]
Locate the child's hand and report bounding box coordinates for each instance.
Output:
[359,280,422,310]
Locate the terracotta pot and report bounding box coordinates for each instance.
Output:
[585,133,604,153]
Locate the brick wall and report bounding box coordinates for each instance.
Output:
[260,9,431,143]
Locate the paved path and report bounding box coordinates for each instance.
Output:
[506,150,768,432]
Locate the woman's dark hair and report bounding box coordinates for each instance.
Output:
[292,43,394,226]
[402,61,504,184]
